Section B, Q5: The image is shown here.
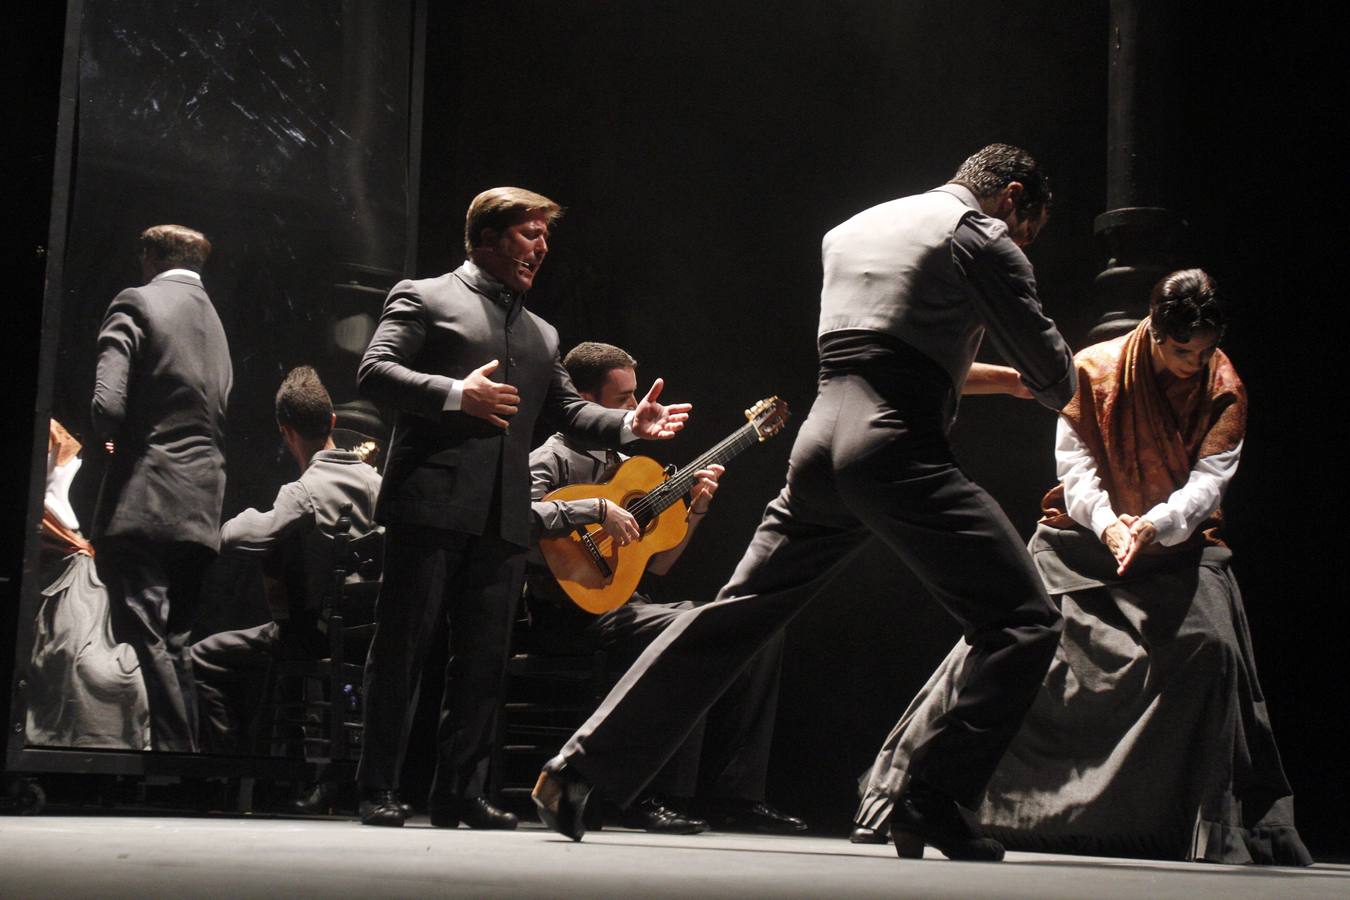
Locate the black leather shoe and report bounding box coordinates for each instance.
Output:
[532,758,593,842]
[429,796,519,830]
[293,781,339,816]
[704,799,807,834]
[359,789,407,827]
[889,780,1004,862]
[850,825,888,845]
[619,795,709,834]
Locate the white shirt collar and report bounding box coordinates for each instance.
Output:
[932,182,981,210]
[153,268,202,282]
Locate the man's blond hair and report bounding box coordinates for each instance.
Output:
[464,187,562,254]
[139,224,212,272]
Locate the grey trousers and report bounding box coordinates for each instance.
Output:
[560,364,1063,809]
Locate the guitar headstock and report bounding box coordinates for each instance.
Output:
[745,396,791,442]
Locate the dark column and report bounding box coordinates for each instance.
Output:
[1090,0,1188,342]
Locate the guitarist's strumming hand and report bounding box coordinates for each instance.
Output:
[538,395,788,611]
[600,500,642,546]
[631,378,691,439]
[461,359,520,429]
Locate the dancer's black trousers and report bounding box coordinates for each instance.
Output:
[561,346,1063,809]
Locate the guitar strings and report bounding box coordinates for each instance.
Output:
[623,422,760,523]
[626,428,752,520]
[581,406,780,557]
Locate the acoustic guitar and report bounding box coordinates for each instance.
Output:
[539,396,791,614]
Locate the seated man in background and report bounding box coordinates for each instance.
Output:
[191,366,381,757]
[525,342,805,834]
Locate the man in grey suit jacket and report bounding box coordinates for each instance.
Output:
[91,224,233,752]
[355,187,691,828]
[535,145,1075,862]
[191,366,381,755]
[526,342,804,835]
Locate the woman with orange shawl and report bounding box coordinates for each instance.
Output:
[853,270,1311,865]
[27,420,150,749]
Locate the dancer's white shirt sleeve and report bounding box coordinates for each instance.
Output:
[1055,417,1242,545]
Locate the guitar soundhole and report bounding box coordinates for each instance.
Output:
[621,492,654,533]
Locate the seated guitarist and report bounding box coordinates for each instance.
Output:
[525,341,805,835]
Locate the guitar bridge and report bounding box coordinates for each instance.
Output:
[577,527,613,579]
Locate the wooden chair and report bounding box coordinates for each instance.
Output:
[252,505,382,766]
[488,605,609,811]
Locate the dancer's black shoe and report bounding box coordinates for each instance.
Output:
[888,780,1004,862]
[532,757,593,842]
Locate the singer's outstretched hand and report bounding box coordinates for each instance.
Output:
[631,378,691,439]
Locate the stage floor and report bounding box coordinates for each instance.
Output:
[1,815,1345,898]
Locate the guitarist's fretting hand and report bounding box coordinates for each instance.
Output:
[688,465,724,515]
[600,501,642,546]
[461,359,520,429]
[631,378,692,439]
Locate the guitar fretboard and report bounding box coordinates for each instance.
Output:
[627,422,763,527]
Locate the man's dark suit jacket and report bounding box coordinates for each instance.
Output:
[358,261,627,549]
[90,272,233,551]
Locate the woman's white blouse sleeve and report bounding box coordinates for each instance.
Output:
[1143,441,1242,546]
[1055,417,1119,538]
[1057,416,1243,545]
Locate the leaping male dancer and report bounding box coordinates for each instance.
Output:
[534,144,1075,862]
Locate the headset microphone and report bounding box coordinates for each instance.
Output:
[490,246,535,269]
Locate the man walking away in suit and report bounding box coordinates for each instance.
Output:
[91,224,233,753]
[534,145,1075,862]
[355,187,691,828]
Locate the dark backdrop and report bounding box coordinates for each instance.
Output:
[7,0,1344,858]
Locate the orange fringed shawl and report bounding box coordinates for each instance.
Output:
[1040,319,1246,548]
[43,420,95,557]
